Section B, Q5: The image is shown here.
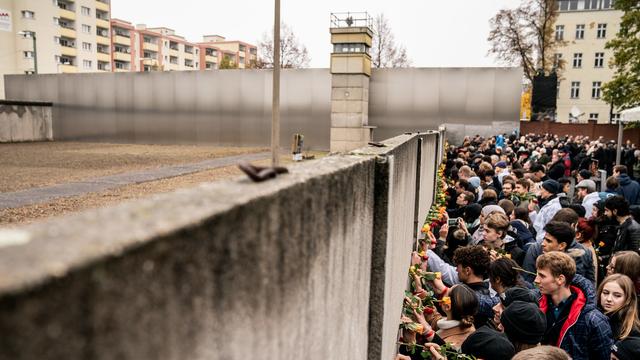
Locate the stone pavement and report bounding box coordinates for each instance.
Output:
[0,151,270,210]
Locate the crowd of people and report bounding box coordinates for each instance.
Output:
[397,133,640,360]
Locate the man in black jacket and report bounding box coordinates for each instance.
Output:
[604,195,640,254]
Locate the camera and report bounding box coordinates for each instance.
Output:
[448,218,460,226]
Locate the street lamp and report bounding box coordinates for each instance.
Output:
[17,31,37,74]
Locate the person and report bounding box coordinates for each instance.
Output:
[531,179,563,245]
[510,207,536,249]
[614,165,640,205]
[611,336,640,360]
[599,176,619,201]
[500,301,547,353]
[427,284,478,349]
[547,154,565,181]
[597,274,640,340]
[491,286,538,332]
[605,196,640,254]
[522,221,595,284]
[515,178,536,210]
[535,252,612,360]
[501,180,518,204]
[460,326,514,360]
[511,346,571,360]
[447,191,474,218]
[482,212,525,265]
[575,218,598,283]
[575,179,600,218]
[607,251,640,298]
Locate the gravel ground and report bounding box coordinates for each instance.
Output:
[0,142,324,226]
[0,142,267,192]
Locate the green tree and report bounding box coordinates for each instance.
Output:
[219,56,238,70]
[602,0,640,111]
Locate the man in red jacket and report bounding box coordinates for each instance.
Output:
[535,251,612,360]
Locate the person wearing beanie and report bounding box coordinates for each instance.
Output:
[501,301,547,353]
[611,336,640,360]
[490,286,538,332]
[495,161,510,183]
[530,179,563,245]
[460,326,515,360]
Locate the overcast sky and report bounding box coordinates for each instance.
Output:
[111,0,522,68]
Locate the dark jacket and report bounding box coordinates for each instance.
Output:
[509,219,535,249]
[538,274,613,360]
[616,174,640,205]
[548,160,566,180]
[522,242,595,284]
[612,217,640,254]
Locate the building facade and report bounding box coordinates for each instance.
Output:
[555,0,623,123]
[0,1,257,99]
[0,0,112,98]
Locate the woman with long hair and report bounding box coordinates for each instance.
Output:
[597,274,640,340]
[607,251,640,300]
[434,284,478,349]
[576,218,598,284]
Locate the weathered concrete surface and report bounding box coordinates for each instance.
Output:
[0,133,443,360]
[0,101,53,143]
[352,134,425,360]
[0,155,375,360]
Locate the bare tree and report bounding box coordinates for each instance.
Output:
[371,14,411,68]
[488,0,565,83]
[258,23,310,69]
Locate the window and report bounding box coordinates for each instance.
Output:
[573,53,582,68]
[21,30,34,38]
[82,42,92,51]
[597,23,607,38]
[575,24,585,39]
[81,6,90,16]
[21,10,35,19]
[555,25,564,40]
[594,52,604,68]
[603,0,614,9]
[170,56,178,64]
[611,113,622,123]
[82,24,91,34]
[589,113,599,121]
[23,51,34,58]
[554,53,563,67]
[570,81,580,99]
[83,60,92,69]
[592,81,602,99]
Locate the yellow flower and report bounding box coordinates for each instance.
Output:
[599,241,605,247]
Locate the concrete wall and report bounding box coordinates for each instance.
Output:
[4,68,520,149]
[0,132,442,360]
[0,100,53,142]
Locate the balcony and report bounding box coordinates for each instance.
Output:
[142,58,159,66]
[59,8,76,21]
[205,55,217,63]
[97,52,110,62]
[59,64,77,73]
[96,35,110,45]
[169,48,180,57]
[184,52,194,60]
[61,46,77,57]
[113,35,130,45]
[142,42,158,52]
[60,27,76,39]
[96,18,109,29]
[95,1,109,12]
[114,52,130,61]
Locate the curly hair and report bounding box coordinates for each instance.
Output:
[453,245,490,278]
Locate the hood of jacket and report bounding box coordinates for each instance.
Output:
[619,174,633,186]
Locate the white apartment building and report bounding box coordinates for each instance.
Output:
[555,0,623,123]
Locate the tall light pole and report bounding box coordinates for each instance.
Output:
[271,0,281,166]
[18,31,37,74]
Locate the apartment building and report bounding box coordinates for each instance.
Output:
[198,35,258,69]
[555,0,623,123]
[0,0,112,98]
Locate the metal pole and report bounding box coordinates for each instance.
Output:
[32,33,38,74]
[616,119,623,165]
[271,0,281,166]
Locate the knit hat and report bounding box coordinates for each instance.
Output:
[501,286,539,307]
[469,176,481,189]
[611,337,640,360]
[495,161,507,169]
[461,326,515,360]
[500,301,546,345]
[579,169,592,179]
[541,179,561,195]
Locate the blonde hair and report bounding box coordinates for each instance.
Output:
[598,274,640,339]
[512,346,571,359]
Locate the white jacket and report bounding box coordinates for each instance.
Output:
[582,191,600,219]
[531,197,562,244]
